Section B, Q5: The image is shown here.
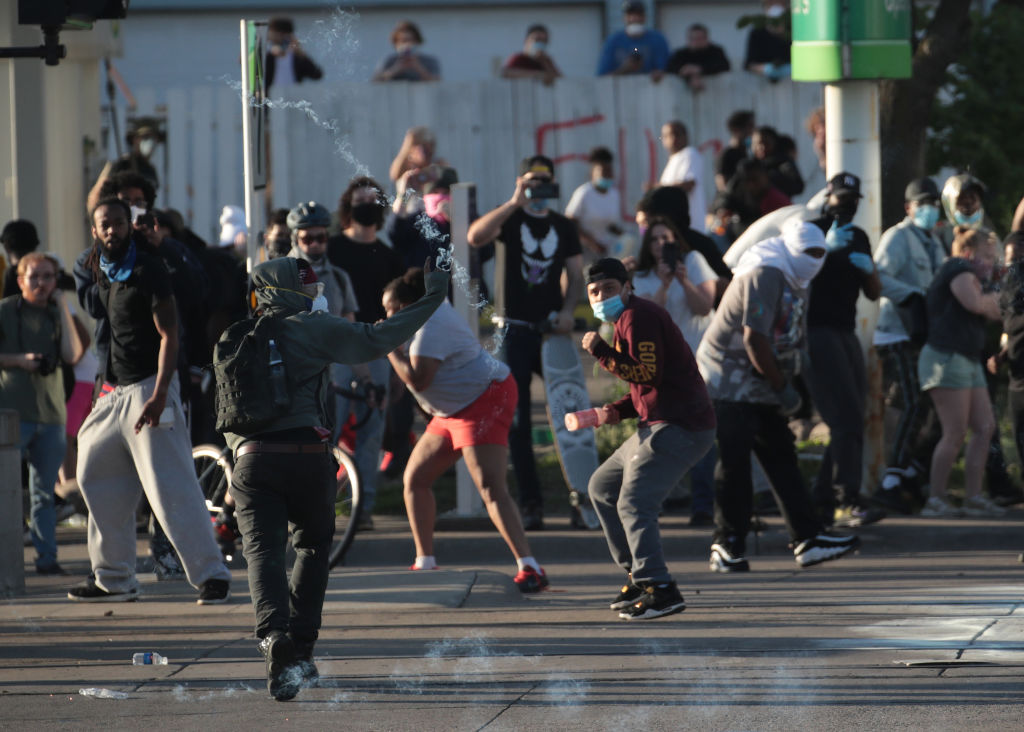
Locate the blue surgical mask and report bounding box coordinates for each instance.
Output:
[594,178,615,191]
[912,204,939,231]
[529,40,547,56]
[526,199,548,213]
[953,209,983,227]
[744,136,753,152]
[592,294,626,323]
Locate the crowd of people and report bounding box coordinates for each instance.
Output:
[2,0,1022,703]
[266,1,792,90]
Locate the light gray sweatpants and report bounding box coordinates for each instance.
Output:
[589,422,715,584]
[77,375,230,594]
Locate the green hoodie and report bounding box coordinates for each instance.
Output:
[224,256,448,451]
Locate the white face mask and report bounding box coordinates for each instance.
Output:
[766,4,786,19]
[625,23,646,37]
[138,138,156,157]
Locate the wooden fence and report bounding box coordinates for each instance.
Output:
[129,73,823,243]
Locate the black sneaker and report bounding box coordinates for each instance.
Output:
[794,531,861,567]
[67,578,138,602]
[618,582,686,620]
[609,576,644,610]
[197,579,231,605]
[833,503,885,529]
[688,511,714,527]
[520,504,544,531]
[290,637,320,687]
[259,631,300,701]
[36,562,69,576]
[710,542,749,573]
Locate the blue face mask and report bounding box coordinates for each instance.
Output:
[592,294,626,323]
[526,199,548,213]
[912,203,939,231]
[744,136,753,152]
[953,209,983,227]
[594,178,615,192]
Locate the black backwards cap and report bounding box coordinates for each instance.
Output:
[586,257,629,285]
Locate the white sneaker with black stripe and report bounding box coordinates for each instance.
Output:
[793,531,860,567]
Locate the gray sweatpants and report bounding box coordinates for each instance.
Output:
[589,423,715,584]
[77,375,230,594]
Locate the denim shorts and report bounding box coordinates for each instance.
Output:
[917,344,986,391]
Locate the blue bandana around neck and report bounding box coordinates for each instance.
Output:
[99,240,137,283]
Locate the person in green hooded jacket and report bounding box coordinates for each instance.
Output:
[227,253,448,701]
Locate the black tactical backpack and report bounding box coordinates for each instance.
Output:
[212,316,290,435]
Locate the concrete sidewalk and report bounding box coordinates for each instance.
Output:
[2,514,1024,730]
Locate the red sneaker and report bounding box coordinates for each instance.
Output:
[513,566,549,593]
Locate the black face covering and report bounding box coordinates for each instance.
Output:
[825,200,858,225]
[351,202,380,227]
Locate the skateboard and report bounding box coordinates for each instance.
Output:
[540,333,602,530]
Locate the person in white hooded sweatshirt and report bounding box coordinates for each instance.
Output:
[696,219,860,573]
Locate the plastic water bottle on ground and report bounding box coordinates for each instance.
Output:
[132,652,168,665]
[79,688,129,699]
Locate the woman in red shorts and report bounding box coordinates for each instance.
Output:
[383,268,548,592]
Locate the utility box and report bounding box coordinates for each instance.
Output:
[792,0,912,82]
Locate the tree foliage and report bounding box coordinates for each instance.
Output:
[927,3,1024,233]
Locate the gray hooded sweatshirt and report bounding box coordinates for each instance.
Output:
[224,256,447,450]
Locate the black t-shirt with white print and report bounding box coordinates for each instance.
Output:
[496,208,582,324]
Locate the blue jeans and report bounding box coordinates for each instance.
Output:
[332,359,389,513]
[20,421,67,569]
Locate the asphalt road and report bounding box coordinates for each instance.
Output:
[2,514,1023,730]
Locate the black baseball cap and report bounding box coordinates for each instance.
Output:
[586,257,629,285]
[904,177,939,203]
[623,1,646,14]
[827,172,862,198]
[519,155,555,178]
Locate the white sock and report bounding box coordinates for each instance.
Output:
[516,556,541,573]
[413,556,437,570]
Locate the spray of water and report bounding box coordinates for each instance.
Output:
[223,7,510,354]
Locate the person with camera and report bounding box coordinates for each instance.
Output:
[597,1,668,79]
[802,173,883,529]
[581,257,715,619]
[326,178,406,526]
[265,16,323,91]
[67,198,231,604]
[468,155,584,530]
[696,219,860,573]
[372,20,440,83]
[630,216,717,525]
[0,253,85,575]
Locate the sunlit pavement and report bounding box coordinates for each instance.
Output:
[2,514,1023,730]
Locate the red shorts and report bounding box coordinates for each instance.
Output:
[424,375,517,451]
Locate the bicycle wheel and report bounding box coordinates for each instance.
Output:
[192,444,233,511]
[328,445,362,569]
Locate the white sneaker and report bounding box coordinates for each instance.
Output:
[961,495,1007,517]
[919,496,963,518]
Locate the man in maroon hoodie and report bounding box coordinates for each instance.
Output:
[581,257,716,620]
